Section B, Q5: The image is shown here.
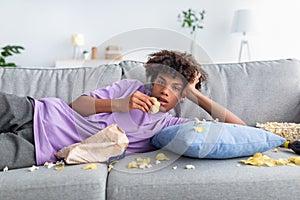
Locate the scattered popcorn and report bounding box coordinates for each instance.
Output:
[273,148,278,153]
[150,97,160,114]
[3,166,8,172]
[155,153,170,161]
[44,162,55,169]
[139,163,152,169]
[256,122,300,142]
[82,163,98,170]
[28,165,39,172]
[240,152,300,167]
[155,160,161,165]
[172,166,177,170]
[185,165,195,169]
[194,126,206,133]
[236,164,241,167]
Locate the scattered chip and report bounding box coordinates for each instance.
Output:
[289,157,300,165]
[54,165,65,171]
[150,97,160,114]
[241,153,300,167]
[82,163,98,170]
[155,153,170,161]
[194,126,206,133]
[127,161,139,168]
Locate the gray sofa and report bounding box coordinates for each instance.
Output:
[1,59,300,200]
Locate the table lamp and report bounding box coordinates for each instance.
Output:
[231,9,253,62]
[71,34,85,59]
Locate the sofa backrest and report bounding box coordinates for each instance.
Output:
[0,64,122,103]
[121,59,300,126]
[1,59,299,126]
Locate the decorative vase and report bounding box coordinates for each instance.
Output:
[189,31,198,55]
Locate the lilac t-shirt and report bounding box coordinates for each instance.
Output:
[32,79,191,165]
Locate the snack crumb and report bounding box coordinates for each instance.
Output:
[28,165,39,172]
[3,166,8,172]
[185,165,195,170]
[82,163,98,170]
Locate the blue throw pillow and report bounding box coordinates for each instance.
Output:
[151,121,286,159]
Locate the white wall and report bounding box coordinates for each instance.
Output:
[1,0,300,67]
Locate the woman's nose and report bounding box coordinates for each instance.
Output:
[160,86,169,96]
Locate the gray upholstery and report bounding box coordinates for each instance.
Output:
[200,59,300,126]
[0,163,108,200]
[1,59,300,200]
[0,64,122,103]
[107,149,300,200]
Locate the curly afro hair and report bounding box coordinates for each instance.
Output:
[144,50,207,90]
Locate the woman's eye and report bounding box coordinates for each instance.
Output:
[157,80,165,85]
[172,86,181,91]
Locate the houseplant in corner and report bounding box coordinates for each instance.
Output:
[0,45,24,67]
[178,8,205,54]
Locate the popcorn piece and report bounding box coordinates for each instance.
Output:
[155,153,170,161]
[150,97,160,114]
[3,166,8,172]
[155,160,161,165]
[172,166,177,170]
[185,165,195,169]
[44,162,55,169]
[273,148,279,153]
[82,163,98,170]
[194,126,206,133]
[28,165,39,172]
[139,163,152,169]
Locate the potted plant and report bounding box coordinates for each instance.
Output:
[178,8,205,54]
[0,45,25,67]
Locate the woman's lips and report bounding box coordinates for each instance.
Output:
[157,97,168,106]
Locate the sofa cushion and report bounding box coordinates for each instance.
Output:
[151,121,285,159]
[200,59,300,126]
[0,163,108,200]
[0,64,122,103]
[107,149,300,200]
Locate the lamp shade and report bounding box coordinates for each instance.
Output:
[231,9,253,33]
[71,34,85,46]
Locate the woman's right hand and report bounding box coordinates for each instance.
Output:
[114,91,155,113]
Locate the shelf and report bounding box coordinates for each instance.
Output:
[55,59,120,68]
